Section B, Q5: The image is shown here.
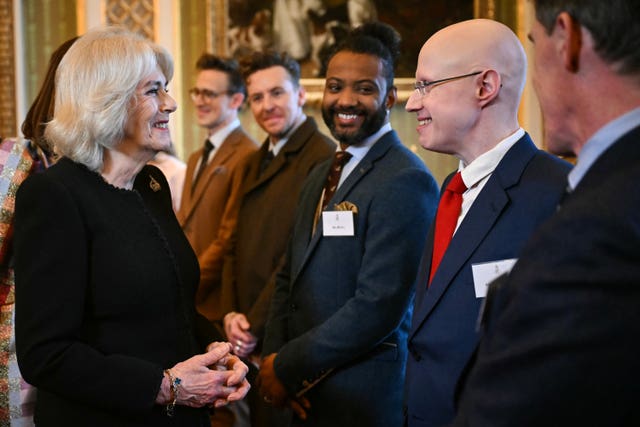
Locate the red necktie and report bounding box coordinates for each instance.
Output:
[321,150,353,210]
[429,172,467,286]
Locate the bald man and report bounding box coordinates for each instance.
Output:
[403,19,571,427]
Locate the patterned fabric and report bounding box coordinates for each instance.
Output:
[0,138,35,278]
[321,150,352,211]
[0,138,36,427]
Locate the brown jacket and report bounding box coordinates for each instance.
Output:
[221,117,335,340]
[177,127,258,321]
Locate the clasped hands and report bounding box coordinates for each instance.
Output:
[258,353,310,420]
[222,313,310,419]
[156,342,250,409]
[223,311,258,358]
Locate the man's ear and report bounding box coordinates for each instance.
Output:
[385,86,397,110]
[555,11,582,72]
[476,69,501,107]
[297,85,307,107]
[229,92,245,110]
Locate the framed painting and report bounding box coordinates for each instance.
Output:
[207,0,507,100]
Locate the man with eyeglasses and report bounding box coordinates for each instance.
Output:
[403,19,571,427]
[177,54,258,366]
[219,50,334,426]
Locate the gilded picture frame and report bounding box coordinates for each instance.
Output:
[206,0,512,101]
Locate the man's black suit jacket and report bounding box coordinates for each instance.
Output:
[451,125,640,427]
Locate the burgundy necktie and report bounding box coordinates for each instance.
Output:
[321,150,353,210]
[429,172,467,285]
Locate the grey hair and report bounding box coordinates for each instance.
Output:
[534,0,640,76]
[45,25,174,172]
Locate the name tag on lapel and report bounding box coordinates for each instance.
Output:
[471,258,517,298]
[322,211,354,236]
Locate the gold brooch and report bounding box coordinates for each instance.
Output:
[149,175,161,192]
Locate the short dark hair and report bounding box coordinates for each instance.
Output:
[238,50,301,88]
[325,21,401,91]
[196,53,246,97]
[534,0,640,75]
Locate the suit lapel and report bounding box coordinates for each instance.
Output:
[290,131,399,285]
[181,130,242,222]
[413,223,436,310]
[244,118,319,195]
[572,125,640,195]
[328,130,398,209]
[250,143,287,189]
[288,163,330,287]
[242,142,268,194]
[411,134,538,338]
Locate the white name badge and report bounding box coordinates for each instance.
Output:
[322,211,355,236]
[471,258,518,298]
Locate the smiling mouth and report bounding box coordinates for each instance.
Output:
[418,118,432,126]
[338,113,358,121]
[154,122,169,129]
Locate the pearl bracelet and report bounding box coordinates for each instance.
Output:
[164,369,182,417]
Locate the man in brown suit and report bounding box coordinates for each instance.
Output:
[221,51,334,425]
[177,54,258,326]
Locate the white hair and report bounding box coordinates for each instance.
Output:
[45,25,174,172]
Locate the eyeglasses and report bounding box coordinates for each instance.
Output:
[188,87,232,101]
[414,71,482,97]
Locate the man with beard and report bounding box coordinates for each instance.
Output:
[258,22,439,426]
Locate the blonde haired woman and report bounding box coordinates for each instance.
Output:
[13,26,249,427]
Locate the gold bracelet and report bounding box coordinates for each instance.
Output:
[164,369,182,417]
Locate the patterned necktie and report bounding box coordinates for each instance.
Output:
[429,172,467,285]
[321,150,353,210]
[192,139,214,190]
